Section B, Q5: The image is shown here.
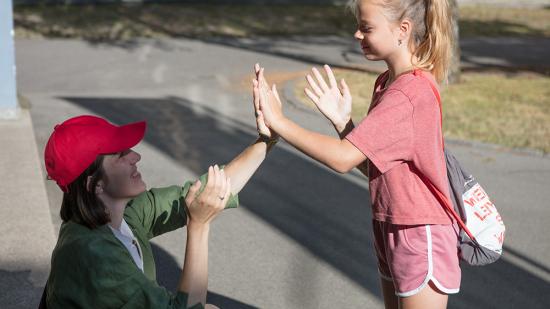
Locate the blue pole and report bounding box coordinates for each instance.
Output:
[0,0,19,119]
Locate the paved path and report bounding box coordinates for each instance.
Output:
[204,35,550,74]
[5,36,550,308]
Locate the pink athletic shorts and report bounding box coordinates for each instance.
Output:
[372,220,461,297]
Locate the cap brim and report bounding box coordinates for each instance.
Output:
[102,121,146,154]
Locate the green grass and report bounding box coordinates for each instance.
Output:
[294,70,550,153]
[13,3,550,40]
[459,5,550,37]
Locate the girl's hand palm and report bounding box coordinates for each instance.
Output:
[316,84,351,124]
[253,63,281,138]
[253,65,284,130]
[305,65,352,130]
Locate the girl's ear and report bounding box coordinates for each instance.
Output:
[398,18,413,42]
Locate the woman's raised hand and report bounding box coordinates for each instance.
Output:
[184,165,231,225]
[305,65,352,132]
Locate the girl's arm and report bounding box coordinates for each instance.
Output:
[255,66,367,174]
[271,115,366,174]
[303,65,369,176]
[335,120,370,177]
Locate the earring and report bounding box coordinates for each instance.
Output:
[398,39,402,46]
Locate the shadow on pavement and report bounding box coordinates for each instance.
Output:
[152,244,258,309]
[458,36,550,75]
[61,95,550,308]
[0,270,44,309]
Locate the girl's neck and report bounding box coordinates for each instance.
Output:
[385,52,416,87]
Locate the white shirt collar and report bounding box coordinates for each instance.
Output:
[109,219,144,272]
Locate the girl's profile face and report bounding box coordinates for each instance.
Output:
[100,149,146,199]
[353,0,401,61]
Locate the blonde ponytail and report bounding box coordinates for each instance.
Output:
[414,0,453,82]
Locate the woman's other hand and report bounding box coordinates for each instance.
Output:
[184,165,230,226]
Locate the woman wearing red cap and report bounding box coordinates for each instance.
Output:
[42,98,278,307]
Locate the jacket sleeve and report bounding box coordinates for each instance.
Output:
[124,168,239,239]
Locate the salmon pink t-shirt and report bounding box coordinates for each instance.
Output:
[346,70,453,225]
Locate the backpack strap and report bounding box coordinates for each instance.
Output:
[414,70,444,146]
[414,70,477,242]
[418,167,477,241]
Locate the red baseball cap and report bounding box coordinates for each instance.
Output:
[44,115,146,192]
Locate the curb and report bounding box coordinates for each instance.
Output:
[0,105,56,307]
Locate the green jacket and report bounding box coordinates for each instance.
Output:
[46,175,238,309]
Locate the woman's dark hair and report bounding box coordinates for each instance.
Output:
[60,155,110,229]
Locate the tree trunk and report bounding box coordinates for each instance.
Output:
[448,0,461,84]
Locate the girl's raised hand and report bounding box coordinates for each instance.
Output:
[305,65,352,132]
[253,64,284,130]
[252,64,279,139]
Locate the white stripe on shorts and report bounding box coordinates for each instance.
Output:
[397,225,460,297]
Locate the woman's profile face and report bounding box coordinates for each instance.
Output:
[100,149,147,199]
